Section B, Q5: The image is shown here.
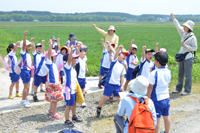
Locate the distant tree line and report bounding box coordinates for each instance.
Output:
[0,11,199,22]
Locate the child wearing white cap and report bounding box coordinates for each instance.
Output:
[124,39,138,91]
[146,51,171,133]
[114,75,157,133]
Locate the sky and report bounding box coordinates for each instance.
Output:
[0,0,200,15]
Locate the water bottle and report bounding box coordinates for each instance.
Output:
[65,86,71,100]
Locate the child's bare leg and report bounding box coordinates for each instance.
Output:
[124,80,130,91]
[15,81,19,92]
[9,82,16,95]
[155,118,160,133]
[98,95,109,107]
[72,102,76,116]
[50,102,52,112]
[22,82,30,100]
[116,97,122,104]
[65,106,72,120]
[33,86,39,94]
[51,101,57,115]
[163,116,171,133]
[40,83,43,88]
[99,75,103,82]
[82,89,85,94]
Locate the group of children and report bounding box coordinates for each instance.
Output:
[6,30,171,132]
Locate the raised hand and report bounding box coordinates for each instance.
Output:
[24,30,28,35]
[119,45,124,50]
[131,39,135,44]
[101,39,104,42]
[16,41,20,45]
[155,43,159,47]
[31,38,34,42]
[41,40,45,44]
[170,13,175,19]
[142,46,146,50]
[57,38,60,42]
[93,24,96,28]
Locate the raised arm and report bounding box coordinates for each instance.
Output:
[93,24,107,36]
[101,39,106,50]
[22,30,28,51]
[129,39,135,52]
[67,40,70,49]
[57,38,60,51]
[155,43,159,52]
[114,45,123,60]
[41,40,45,54]
[170,13,184,37]
[76,43,81,55]
[31,38,35,53]
[67,45,73,66]
[106,41,115,53]
[13,41,20,53]
[142,46,146,60]
[48,39,52,60]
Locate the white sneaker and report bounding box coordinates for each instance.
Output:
[26,97,30,105]
[81,102,87,107]
[172,89,181,93]
[30,89,34,95]
[20,101,31,108]
[181,91,190,96]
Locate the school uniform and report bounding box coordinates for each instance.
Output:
[20,49,32,83]
[103,57,126,97]
[75,57,87,89]
[116,93,157,133]
[148,67,171,118]
[55,52,65,78]
[126,53,138,80]
[8,50,20,83]
[33,51,47,87]
[63,62,77,106]
[99,49,113,76]
[137,57,154,79]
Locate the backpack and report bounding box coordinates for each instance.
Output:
[3,55,13,71]
[132,60,146,78]
[128,95,155,133]
[14,58,23,75]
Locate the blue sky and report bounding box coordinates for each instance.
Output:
[1,0,200,15]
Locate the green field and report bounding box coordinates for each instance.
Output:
[0,21,200,82]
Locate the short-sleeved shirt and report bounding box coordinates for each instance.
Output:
[55,52,65,71]
[138,57,154,79]
[63,62,77,94]
[65,40,77,47]
[8,51,17,73]
[45,58,60,84]
[106,58,126,86]
[126,54,138,69]
[33,52,47,76]
[101,49,113,69]
[76,57,86,79]
[148,67,171,101]
[20,49,32,71]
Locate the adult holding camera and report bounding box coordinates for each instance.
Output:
[93,24,119,50]
[170,13,197,95]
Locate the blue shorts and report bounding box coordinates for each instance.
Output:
[20,70,31,83]
[99,66,109,76]
[60,70,64,78]
[153,98,170,118]
[9,72,20,83]
[126,68,135,80]
[78,78,86,89]
[34,74,46,87]
[103,82,121,97]
[64,93,76,106]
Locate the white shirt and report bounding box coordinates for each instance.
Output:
[8,51,17,73]
[148,67,171,101]
[63,62,76,94]
[33,51,47,76]
[76,57,86,78]
[127,54,138,69]
[20,49,32,71]
[107,57,126,86]
[45,58,60,84]
[138,57,154,79]
[101,49,113,69]
[55,53,64,71]
[173,19,197,60]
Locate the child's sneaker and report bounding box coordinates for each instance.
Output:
[33,95,39,102]
[98,84,103,89]
[72,115,83,122]
[65,120,74,127]
[30,89,34,95]
[109,97,114,102]
[9,95,14,99]
[50,113,63,119]
[20,101,31,108]
[48,110,52,115]
[81,102,87,108]
[16,93,22,97]
[96,107,101,118]
[40,88,45,92]
[26,97,30,105]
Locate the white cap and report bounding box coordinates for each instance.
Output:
[20,40,32,48]
[108,25,116,32]
[129,75,149,96]
[132,44,137,49]
[183,20,195,31]
[159,48,167,52]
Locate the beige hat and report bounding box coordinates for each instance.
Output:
[20,40,32,48]
[108,25,116,32]
[183,20,195,31]
[128,75,149,96]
